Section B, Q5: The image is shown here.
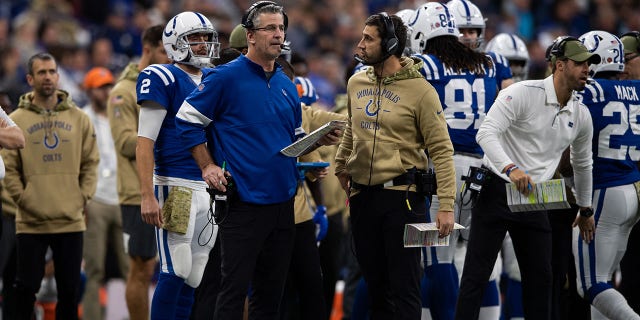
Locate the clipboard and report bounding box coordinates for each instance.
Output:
[403,223,466,247]
[280,120,346,157]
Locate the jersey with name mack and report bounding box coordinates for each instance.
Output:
[578,78,640,189]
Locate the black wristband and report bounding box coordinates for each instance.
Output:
[579,207,594,218]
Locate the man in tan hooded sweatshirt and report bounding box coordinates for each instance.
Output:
[1,52,99,320]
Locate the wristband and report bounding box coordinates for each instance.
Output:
[505,165,518,177]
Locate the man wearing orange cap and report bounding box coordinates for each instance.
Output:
[81,67,129,320]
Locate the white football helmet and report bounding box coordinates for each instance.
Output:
[163,11,220,68]
[579,30,624,76]
[408,2,459,54]
[395,9,416,55]
[395,9,415,26]
[446,0,486,50]
[486,33,530,81]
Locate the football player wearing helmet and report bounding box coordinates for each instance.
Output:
[395,9,416,56]
[136,11,220,319]
[486,33,530,82]
[573,30,640,320]
[408,2,501,319]
[446,0,485,50]
[447,0,514,90]
[162,12,220,68]
[618,30,640,314]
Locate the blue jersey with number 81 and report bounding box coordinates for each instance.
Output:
[414,53,500,155]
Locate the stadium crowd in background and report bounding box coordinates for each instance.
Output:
[1,0,640,111]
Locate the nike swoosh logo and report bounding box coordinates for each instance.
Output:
[437,110,443,115]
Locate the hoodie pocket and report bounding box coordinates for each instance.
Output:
[18,174,85,223]
[346,140,406,184]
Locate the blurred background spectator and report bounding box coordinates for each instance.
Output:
[0,0,638,111]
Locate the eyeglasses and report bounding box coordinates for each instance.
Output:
[252,24,285,34]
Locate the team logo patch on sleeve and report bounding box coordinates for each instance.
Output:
[111,95,123,104]
[505,95,512,102]
[198,83,205,91]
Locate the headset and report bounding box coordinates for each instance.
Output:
[546,36,580,62]
[621,31,640,54]
[241,1,288,31]
[621,31,640,42]
[379,12,399,57]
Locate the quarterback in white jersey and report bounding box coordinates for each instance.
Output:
[574,30,640,320]
[136,12,220,319]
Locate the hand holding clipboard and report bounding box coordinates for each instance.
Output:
[280,120,346,157]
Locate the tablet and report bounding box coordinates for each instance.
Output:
[296,162,330,169]
[280,120,346,157]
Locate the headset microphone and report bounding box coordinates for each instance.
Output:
[280,43,290,50]
[353,54,365,64]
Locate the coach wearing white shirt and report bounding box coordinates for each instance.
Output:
[454,37,600,320]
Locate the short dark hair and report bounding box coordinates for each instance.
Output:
[27,52,56,75]
[364,13,407,59]
[142,25,164,47]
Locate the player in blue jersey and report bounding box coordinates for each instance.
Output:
[408,3,498,319]
[135,11,220,320]
[574,30,640,320]
[447,0,513,91]
[486,33,530,83]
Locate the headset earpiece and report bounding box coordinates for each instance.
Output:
[379,12,398,57]
[621,31,640,40]
[546,36,579,62]
[242,1,288,31]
